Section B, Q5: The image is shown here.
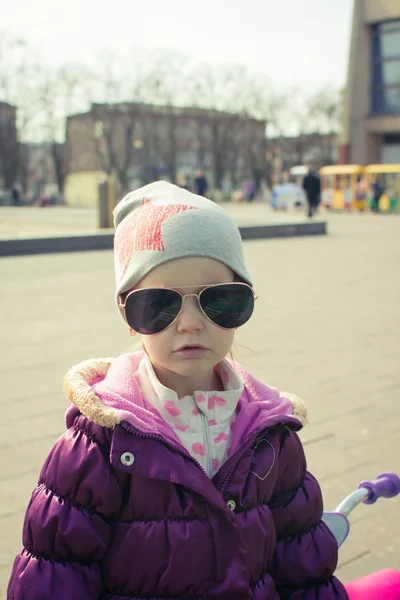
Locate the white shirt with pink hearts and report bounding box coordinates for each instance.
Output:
[138,355,244,478]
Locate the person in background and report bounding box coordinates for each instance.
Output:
[343,175,353,212]
[194,169,208,196]
[355,174,367,211]
[244,178,256,202]
[386,179,398,213]
[303,167,321,218]
[11,184,21,206]
[371,175,384,213]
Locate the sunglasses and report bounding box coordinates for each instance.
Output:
[119,282,256,335]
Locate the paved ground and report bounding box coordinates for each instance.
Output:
[0,203,312,239]
[1,211,399,595]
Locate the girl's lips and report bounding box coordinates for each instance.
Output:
[175,344,206,352]
[174,346,208,357]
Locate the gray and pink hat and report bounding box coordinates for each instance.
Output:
[113,181,252,318]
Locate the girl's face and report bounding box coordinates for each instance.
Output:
[132,257,236,397]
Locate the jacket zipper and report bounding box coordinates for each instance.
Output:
[121,422,234,507]
[121,420,234,496]
[200,411,213,477]
[121,421,208,476]
[121,421,288,498]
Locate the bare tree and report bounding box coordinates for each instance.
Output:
[0,33,36,190]
[0,33,93,196]
[189,65,243,188]
[135,50,190,184]
[31,65,85,197]
[307,87,343,133]
[306,86,343,164]
[234,72,269,188]
[92,102,140,194]
[187,65,270,190]
[34,64,92,196]
[88,50,168,194]
[266,85,343,173]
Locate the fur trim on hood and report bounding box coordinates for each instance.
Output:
[64,354,308,431]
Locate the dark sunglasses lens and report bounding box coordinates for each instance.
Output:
[125,289,182,334]
[200,284,254,328]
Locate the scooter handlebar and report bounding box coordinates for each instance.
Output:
[359,472,400,505]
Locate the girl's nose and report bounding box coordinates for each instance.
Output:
[176,295,205,333]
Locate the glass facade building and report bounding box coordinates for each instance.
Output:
[340,1,400,165]
[372,19,400,114]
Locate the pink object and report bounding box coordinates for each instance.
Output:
[165,401,182,417]
[345,569,400,600]
[175,424,190,432]
[91,353,298,437]
[115,197,196,279]
[208,395,227,409]
[192,442,205,456]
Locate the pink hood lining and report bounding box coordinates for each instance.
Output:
[63,352,308,447]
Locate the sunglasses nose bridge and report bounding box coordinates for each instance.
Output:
[177,292,206,323]
[180,292,202,310]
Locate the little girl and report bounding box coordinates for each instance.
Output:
[8,182,348,599]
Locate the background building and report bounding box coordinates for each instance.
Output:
[340,0,400,164]
[65,103,267,207]
[0,101,18,190]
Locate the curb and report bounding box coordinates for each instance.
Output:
[0,221,327,257]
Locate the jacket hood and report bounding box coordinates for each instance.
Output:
[63,353,308,437]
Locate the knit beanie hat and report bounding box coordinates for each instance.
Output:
[113,181,252,319]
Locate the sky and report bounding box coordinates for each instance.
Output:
[1,0,354,92]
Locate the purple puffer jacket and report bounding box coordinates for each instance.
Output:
[8,353,348,600]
